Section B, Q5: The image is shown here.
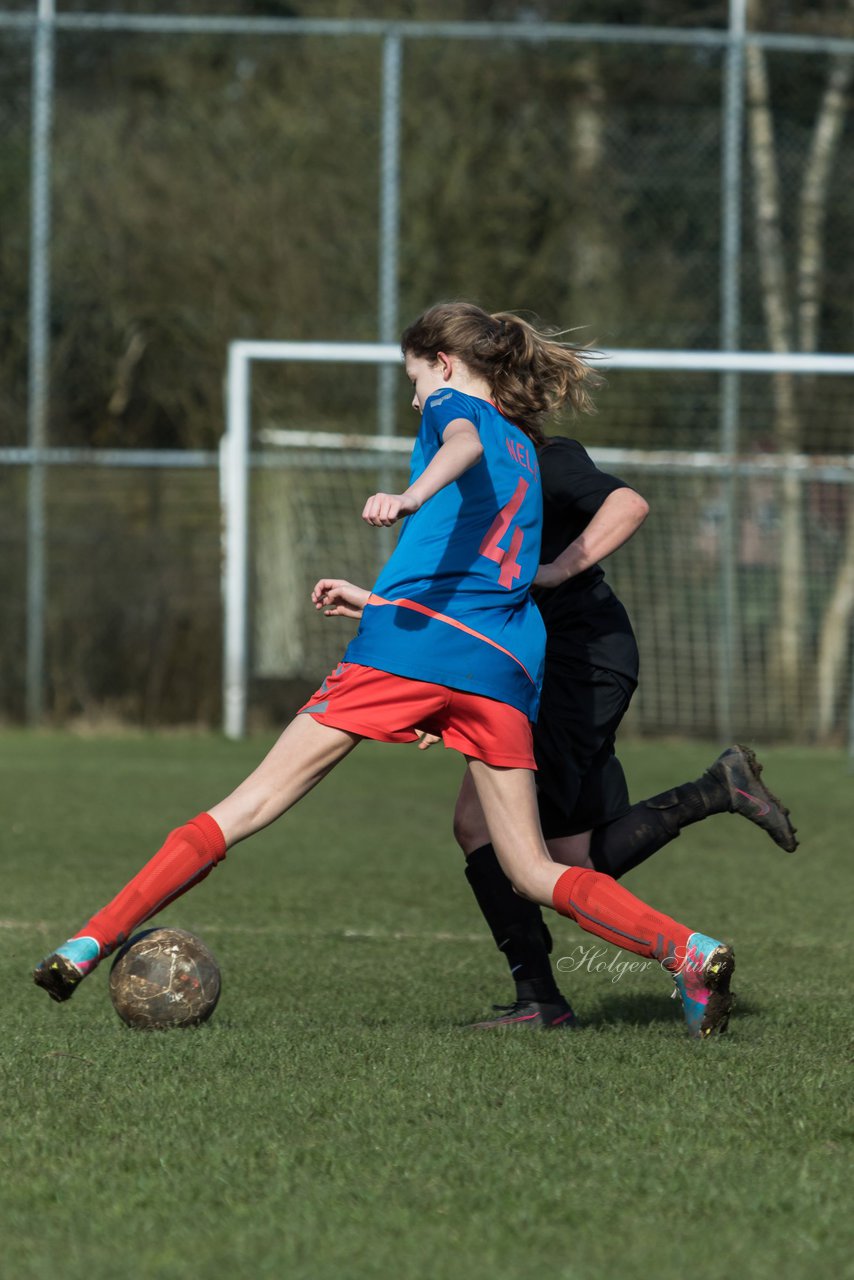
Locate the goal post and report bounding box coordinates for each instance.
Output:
[222,341,402,739]
[221,340,854,741]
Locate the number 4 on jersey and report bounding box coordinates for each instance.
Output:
[479,478,529,589]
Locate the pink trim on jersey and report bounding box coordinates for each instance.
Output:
[365,593,535,688]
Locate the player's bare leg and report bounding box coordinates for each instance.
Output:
[34,716,360,1003]
[455,768,593,870]
[208,714,360,845]
[464,761,564,904]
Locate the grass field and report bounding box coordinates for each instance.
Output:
[1,732,851,1280]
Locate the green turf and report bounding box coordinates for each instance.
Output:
[1,733,850,1280]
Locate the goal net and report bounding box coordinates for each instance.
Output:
[251,429,411,680]
[222,341,854,744]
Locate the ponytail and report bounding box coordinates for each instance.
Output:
[401,302,603,446]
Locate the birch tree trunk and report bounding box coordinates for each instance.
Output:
[816,507,854,738]
[804,54,854,739]
[745,36,805,725]
[797,56,854,354]
[567,53,619,302]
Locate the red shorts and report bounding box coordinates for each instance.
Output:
[298,663,536,769]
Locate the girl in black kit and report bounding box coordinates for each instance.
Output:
[454,434,799,1028]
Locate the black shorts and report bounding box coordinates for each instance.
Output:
[533,652,637,840]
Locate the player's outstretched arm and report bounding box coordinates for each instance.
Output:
[362,420,483,527]
[534,487,649,589]
[311,578,370,619]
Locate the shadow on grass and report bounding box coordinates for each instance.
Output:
[581,990,761,1029]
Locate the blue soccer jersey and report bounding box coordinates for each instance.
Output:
[344,388,546,719]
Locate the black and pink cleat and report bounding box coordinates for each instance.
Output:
[705,744,798,853]
[465,996,578,1030]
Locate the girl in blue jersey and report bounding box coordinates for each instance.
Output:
[34,303,734,1038]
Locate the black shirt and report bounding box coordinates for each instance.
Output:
[531,436,639,681]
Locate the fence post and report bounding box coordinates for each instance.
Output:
[26,0,55,724]
[849,625,854,772]
[716,0,747,740]
[222,343,251,739]
[376,31,403,562]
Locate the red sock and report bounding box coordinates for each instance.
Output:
[74,813,227,956]
[552,866,691,968]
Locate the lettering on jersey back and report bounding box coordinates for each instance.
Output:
[505,436,537,476]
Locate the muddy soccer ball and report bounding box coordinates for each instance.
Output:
[109,927,221,1030]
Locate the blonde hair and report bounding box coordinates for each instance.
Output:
[400,301,602,445]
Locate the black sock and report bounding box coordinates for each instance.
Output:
[464,844,560,1003]
[589,772,731,880]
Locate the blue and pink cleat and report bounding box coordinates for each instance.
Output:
[33,936,103,1003]
[671,932,735,1038]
